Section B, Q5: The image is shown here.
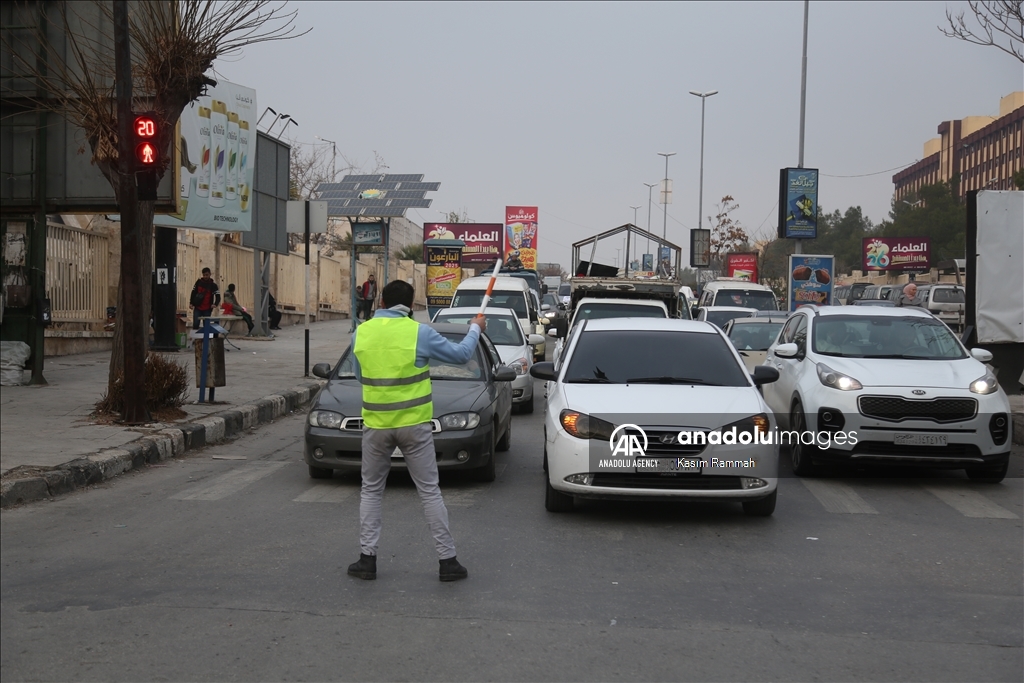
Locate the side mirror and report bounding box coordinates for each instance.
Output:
[312,362,332,379]
[494,366,517,382]
[541,303,551,311]
[530,361,556,380]
[528,334,546,345]
[691,306,699,318]
[774,343,799,358]
[547,328,559,338]
[751,365,780,386]
[970,348,993,362]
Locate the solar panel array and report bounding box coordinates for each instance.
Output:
[314,174,440,217]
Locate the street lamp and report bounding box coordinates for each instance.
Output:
[268,114,292,136]
[689,89,718,285]
[657,152,676,242]
[275,117,298,139]
[256,107,278,130]
[315,135,337,182]
[643,182,657,259]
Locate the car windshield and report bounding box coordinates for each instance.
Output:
[334,332,486,380]
[543,293,559,307]
[716,291,777,310]
[564,330,749,386]
[507,272,540,295]
[728,322,784,351]
[435,314,524,346]
[706,309,753,329]
[575,303,667,322]
[932,288,965,303]
[812,316,967,359]
[452,290,527,318]
[558,283,571,297]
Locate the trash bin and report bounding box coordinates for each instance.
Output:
[194,336,226,388]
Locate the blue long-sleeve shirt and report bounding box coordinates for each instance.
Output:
[350,308,481,380]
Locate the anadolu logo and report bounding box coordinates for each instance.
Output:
[609,424,647,457]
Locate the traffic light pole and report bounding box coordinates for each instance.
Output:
[151,226,178,350]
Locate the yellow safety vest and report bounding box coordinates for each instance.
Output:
[353,316,433,429]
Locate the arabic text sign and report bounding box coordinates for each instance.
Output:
[353,222,384,245]
[426,246,463,307]
[725,252,758,282]
[788,254,834,312]
[155,80,256,232]
[505,206,538,270]
[424,223,502,264]
[778,168,819,240]
[862,237,931,271]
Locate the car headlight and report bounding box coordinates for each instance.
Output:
[816,362,862,391]
[969,371,999,395]
[440,412,481,430]
[719,413,771,440]
[559,410,615,440]
[309,410,343,429]
[509,357,529,376]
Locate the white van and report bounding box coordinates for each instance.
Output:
[696,279,778,312]
[452,276,545,361]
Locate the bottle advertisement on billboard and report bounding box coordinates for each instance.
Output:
[156,80,256,232]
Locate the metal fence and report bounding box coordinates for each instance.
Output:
[46,222,109,322]
[220,242,254,309]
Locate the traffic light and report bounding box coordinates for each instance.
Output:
[132,112,159,200]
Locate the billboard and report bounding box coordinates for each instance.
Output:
[862,237,931,271]
[155,80,257,232]
[424,223,502,265]
[725,253,758,282]
[690,228,711,267]
[778,168,819,239]
[505,206,538,270]
[788,254,834,311]
[353,221,385,246]
[426,245,463,308]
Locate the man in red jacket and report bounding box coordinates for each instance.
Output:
[189,268,220,329]
[356,273,377,321]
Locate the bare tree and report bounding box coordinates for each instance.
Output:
[4,1,306,421]
[940,1,1024,63]
[706,195,750,270]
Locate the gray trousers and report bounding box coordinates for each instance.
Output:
[360,422,457,560]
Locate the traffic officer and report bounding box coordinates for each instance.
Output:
[346,279,486,582]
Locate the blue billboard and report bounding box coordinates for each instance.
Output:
[778,168,819,239]
[787,254,834,312]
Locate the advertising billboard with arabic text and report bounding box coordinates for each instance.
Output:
[862,237,931,271]
[778,168,819,240]
[423,223,503,265]
[725,253,758,282]
[788,254,833,311]
[505,206,538,270]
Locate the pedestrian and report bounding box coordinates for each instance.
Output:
[346,279,486,582]
[895,282,919,307]
[222,284,255,335]
[189,268,220,330]
[268,292,282,330]
[355,273,378,321]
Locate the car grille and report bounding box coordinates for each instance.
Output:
[627,427,708,456]
[341,417,442,433]
[850,441,981,459]
[858,396,977,423]
[591,474,743,490]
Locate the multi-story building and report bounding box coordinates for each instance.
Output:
[893,91,1023,202]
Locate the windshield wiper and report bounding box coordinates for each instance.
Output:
[625,376,720,385]
[566,377,613,384]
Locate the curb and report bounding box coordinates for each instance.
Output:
[0,381,322,509]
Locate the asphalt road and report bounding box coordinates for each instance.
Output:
[2,377,1022,682]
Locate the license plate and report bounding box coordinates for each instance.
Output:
[636,457,702,473]
[894,434,947,447]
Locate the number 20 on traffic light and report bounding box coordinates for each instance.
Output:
[133,112,159,168]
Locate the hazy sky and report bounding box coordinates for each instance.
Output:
[217,1,1023,268]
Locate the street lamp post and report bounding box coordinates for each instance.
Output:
[657,152,676,243]
[315,135,337,182]
[795,0,809,254]
[643,182,657,259]
[689,90,718,288]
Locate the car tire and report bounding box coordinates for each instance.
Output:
[742,489,777,516]
[520,392,535,414]
[308,464,333,479]
[545,476,574,512]
[474,452,496,482]
[965,458,1009,484]
[496,418,511,452]
[790,402,818,477]
[543,448,548,473]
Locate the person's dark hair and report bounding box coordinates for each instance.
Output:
[202,268,211,275]
[227,283,235,292]
[381,280,414,308]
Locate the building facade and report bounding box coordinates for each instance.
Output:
[893,91,1023,202]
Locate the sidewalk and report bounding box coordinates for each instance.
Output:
[0,317,370,506]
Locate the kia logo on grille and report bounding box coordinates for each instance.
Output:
[659,434,676,444]
[912,390,926,395]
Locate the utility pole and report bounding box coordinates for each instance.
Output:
[795,0,809,254]
[315,135,337,181]
[113,0,150,423]
[657,153,676,263]
[643,182,656,262]
[689,90,718,288]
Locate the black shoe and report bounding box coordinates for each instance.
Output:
[347,553,377,580]
[439,556,468,582]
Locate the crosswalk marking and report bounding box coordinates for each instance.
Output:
[171,462,286,501]
[293,482,357,503]
[923,486,1019,519]
[801,480,879,514]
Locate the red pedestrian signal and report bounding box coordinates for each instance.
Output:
[132,112,159,168]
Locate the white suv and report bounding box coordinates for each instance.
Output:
[762,305,1012,482]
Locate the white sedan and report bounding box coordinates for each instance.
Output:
[531,318,781,516]
[762,305,1013,482]
[433,307,543,413]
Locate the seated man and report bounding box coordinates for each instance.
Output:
[816,324,850,353]
[222,283,255,335]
